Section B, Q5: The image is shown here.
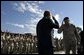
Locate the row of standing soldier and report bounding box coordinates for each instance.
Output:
[1,31,64,54]
[1,32,38,54]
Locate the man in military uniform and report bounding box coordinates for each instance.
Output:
[58,17,80,54]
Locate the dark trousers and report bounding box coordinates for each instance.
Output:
[38,45,53,54]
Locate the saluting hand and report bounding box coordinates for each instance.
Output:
[52,16,56,20]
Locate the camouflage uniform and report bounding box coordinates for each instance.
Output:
[58,24,80,54]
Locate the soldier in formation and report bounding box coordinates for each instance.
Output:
[1,32,38,54]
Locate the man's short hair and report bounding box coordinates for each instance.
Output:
[44,11,50,17]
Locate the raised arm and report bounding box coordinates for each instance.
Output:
[52,16,59,28]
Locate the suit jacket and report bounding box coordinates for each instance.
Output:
[36,17,59,54]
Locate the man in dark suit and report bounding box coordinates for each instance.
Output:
[36,11,59,54]
[78,31,83,54]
